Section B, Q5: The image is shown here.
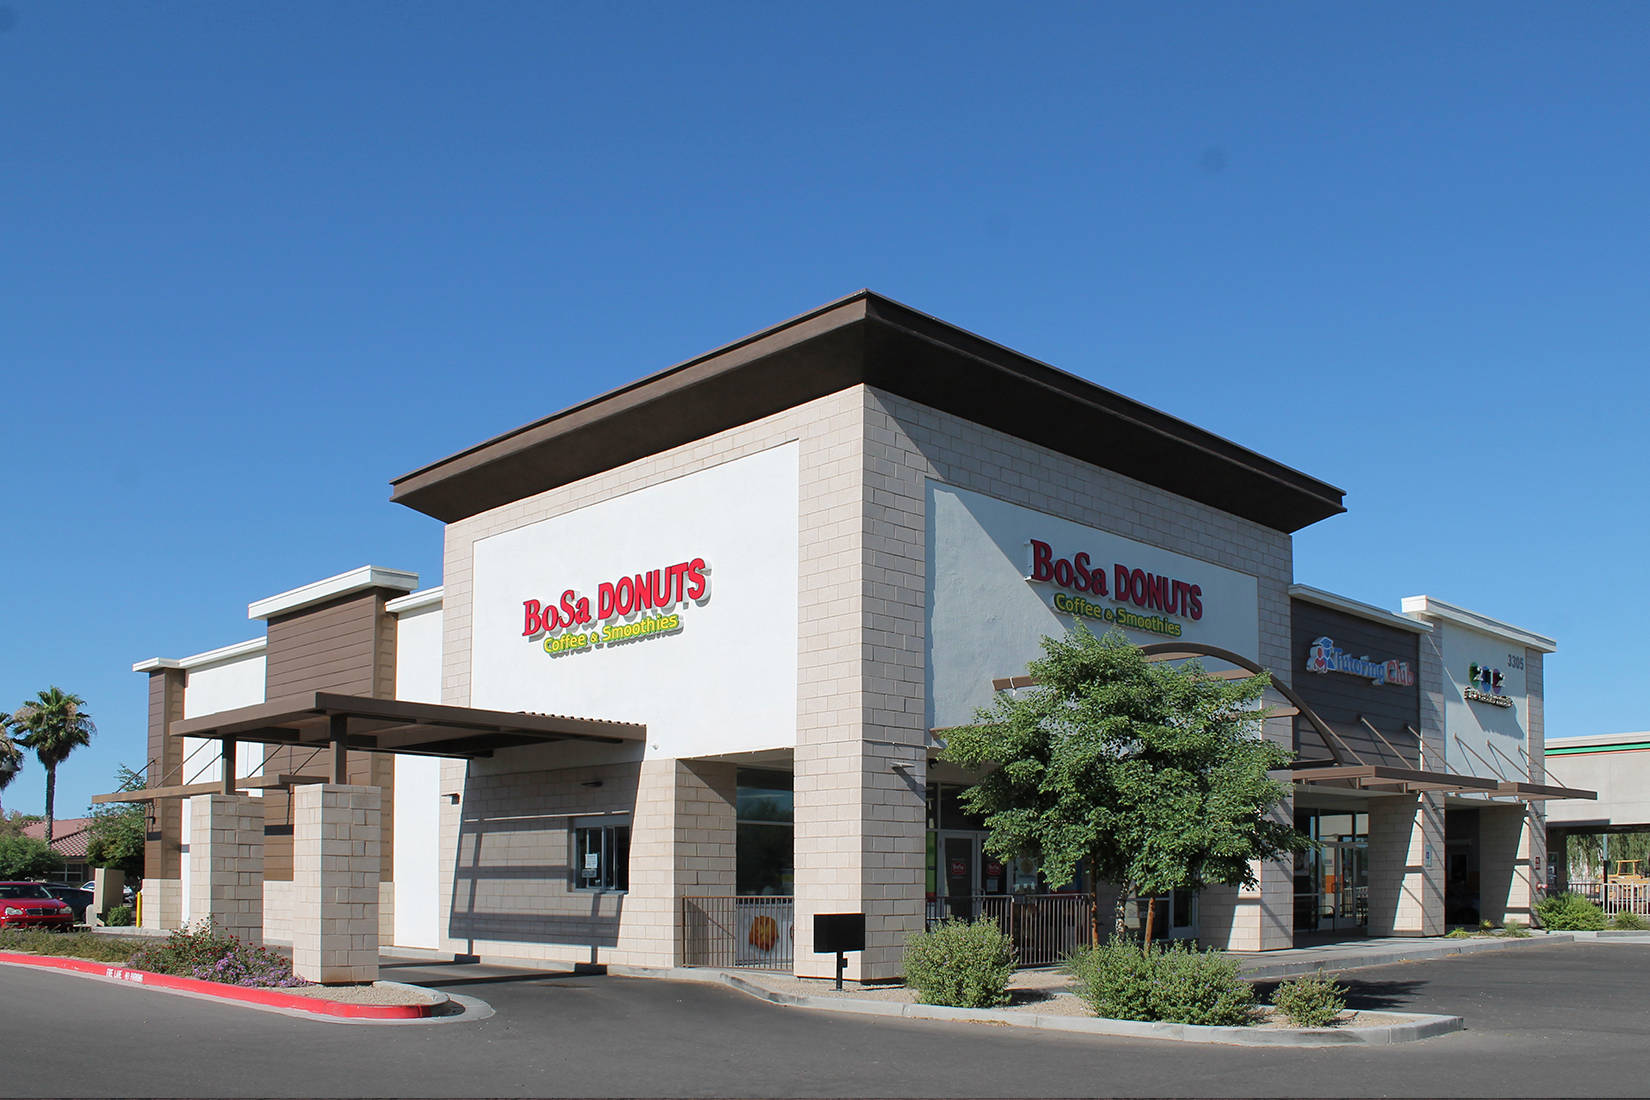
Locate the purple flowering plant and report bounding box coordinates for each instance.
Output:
[127,920,308,989]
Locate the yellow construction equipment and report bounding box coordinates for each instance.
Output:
[1607,859,1648,883]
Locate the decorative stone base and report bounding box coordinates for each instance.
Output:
[187,793,265,945]
[292,784,381,984]
[140,878,182,931]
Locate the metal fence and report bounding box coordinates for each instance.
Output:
[928,893,1096,967]
[1566,880,1650,916]
[681,896,795,971]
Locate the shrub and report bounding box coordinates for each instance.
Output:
[1067,940,1255,1026]
[1535,892,1607,931]
[1272,970,1347,1028]
[1149,942,1255,1026]
[1501,919,1530,938]
[0,928,142,963]
[104,904,134,927]
[128,921,307,989]
[902,918,1016,1008]
[1445,927,1475,939]
[1065,940,1157,1021]
[1611,910,1649,930]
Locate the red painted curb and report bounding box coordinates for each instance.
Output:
[0,950,437,1019]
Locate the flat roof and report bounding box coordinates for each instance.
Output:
[248,565,419,621]
[1289,584,1432,634]
[1400,595,1557,653]
[390,291,1347,533]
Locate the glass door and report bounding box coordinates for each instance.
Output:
[1319,841,1369,932]
[939,832,980,920]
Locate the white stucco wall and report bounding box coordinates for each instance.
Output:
[927,482,1263,730]
[392,599,443,949]
[178,644,266,924]
[1438,621,1532,782]
[1545,740,1650,828]
[468,441,800,760]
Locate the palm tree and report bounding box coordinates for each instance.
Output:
[13,687,96,843]
[0,714,23,819]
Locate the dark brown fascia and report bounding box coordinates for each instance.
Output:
[389,290,1347,533]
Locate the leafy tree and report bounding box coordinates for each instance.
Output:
[0,810,44,838]
[12,687,97,844]
[85,765,147,880]
[0,714,22,818]
[0,833,65,879]
[943,625,1306,947]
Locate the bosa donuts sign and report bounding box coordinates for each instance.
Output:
[1025,539,1204,638]
[521,557,708,656]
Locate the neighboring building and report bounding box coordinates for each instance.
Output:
[1544,733,1650,906]
[22,817,93,885]
[113,292,1587,980]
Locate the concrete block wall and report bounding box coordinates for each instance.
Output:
[186,793,265,944]
[1525,649,1549,884]
[140,878,181,932]
[870,389,1299,952]
[1366,794,1445,936]
[441,758,640,963]
[1479,803,1537,925]
[263,880,293,944]
[438,388,879,973]
[292,784,381,984]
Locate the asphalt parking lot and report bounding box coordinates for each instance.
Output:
[3,940,1647,1097]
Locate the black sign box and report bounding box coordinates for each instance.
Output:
[814,913,866,954]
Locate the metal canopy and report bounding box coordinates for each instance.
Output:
[90,773,327,804]
[1291,763,1502,794]
[168,691,647,760]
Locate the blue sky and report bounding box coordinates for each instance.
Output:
[3,2,1646,817]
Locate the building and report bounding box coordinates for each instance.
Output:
[109,292,1588,982]
[21,817,93,885]
[1542,732,1650,915]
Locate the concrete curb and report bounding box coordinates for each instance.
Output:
[1236,933,1576,980]
[0,951,448,1020]
[712,971,1462,1046]
[1554,930,1650,941]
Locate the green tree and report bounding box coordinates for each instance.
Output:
[0,833,66,879]
[12,687,97,844]
[943,625,1306,947]
[85,765,147,880]
[0,714,22,818]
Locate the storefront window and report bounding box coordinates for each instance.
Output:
[573,819,630,892]
[737,768,793,895]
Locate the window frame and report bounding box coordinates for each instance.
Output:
[571,816,631,893]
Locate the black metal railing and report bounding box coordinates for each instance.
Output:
[682,896,794,970]
[928,893,1097,967]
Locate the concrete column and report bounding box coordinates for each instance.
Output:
[186,793,265,944]
[793,737,926,980]
[293,784,381,984]
[1480,803,1536,925]
[140,879,181,931]
[1366,793,1444,936]
[1199,782,1294,950]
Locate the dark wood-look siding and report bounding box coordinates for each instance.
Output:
[259,589,399,882]
[1291,600,1422,767]
[265,591,385,697]
[144,668,186,880]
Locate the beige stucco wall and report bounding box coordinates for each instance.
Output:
[431,381,1303,970]
[870,389,1298,952]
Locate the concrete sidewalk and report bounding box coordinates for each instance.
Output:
[1230,930,1576,979]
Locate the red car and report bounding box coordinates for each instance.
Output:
[0,882,75,930]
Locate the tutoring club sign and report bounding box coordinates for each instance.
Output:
[1304,636,1415,688]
